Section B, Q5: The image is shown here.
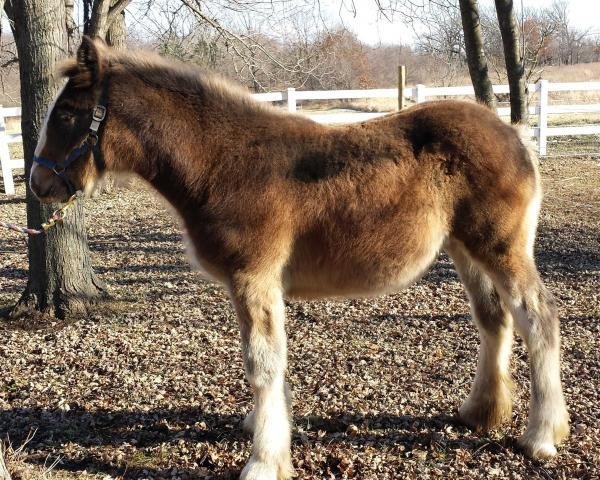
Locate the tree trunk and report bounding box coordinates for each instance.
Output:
[458,0,496,108]
[88,0,111,38]
[495,0,528,124]
[65,0,77,54]
[97,0,127,194]
[106,2,126,48]
[88,0,131,40]
[9,0,105,320]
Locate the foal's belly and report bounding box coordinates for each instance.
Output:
[283,221,446,299]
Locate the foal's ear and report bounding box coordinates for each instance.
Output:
[70,36,108,88]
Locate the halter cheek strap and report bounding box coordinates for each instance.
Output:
[33,81,109,195]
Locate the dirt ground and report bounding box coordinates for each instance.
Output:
[0,157,599,480]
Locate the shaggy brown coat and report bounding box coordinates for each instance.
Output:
[30,38,569,479]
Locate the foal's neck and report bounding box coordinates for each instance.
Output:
[110,75,270,207]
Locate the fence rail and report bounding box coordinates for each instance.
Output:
[252,80,600,156]
[2,79,600,195]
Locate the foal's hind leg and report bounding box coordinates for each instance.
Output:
[485,256,569,459]
[230,273,294,480]
[446,241,514,431]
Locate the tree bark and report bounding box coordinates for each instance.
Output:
[88,0,130,39]
[98,0,127,194]
[458,0,496,108]
[65,0,77,55]
[8,0,105,320]
[106,2,126,48]
[495,0,528,123]
[88,0,111,37]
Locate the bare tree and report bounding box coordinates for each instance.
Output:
[5,0,105,319]
[458,0,495,107]
[65,0,77,53]
[86,0,130,38]
[106,2,127,48]
[494,0,527,123]
[379,0,469,85]
[481,4,557,85]
[548,0,588,65]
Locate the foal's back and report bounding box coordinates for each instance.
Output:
[282,100,537,298]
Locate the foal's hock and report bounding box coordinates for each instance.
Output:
[29,36,569,479]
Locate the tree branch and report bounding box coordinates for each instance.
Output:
[107,0,131,25]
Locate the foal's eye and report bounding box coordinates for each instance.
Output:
[57,110,75,123]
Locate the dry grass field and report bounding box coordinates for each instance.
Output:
[0,156,598,480]
[296,62,600,129]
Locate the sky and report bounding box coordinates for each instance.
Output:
[320,0,600,45]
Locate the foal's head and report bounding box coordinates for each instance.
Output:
[30,36,111,203]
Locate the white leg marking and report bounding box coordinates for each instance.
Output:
[506,291,568,459]
[235,280,293,480]
[448,243,514,429]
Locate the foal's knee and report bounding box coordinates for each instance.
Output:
[243,333,286,390]
[511,284,559,349]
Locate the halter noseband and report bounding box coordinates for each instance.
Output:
[33,81,109,195]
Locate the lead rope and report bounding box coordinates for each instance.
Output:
[2,193,78,236]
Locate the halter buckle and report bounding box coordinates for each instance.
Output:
[92,105,106,122]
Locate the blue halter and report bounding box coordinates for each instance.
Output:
[33,83,109,195]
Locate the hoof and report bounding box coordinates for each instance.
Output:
[240,459,277,480]
[518,433,558,460]
[243,410,255,434]
[458,394,512,432]
[240,455,294,480]
[518,411,569,460]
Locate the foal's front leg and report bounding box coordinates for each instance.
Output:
[231,275,294,480]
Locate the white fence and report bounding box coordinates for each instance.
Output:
[2,79,600,195]
[0,106,23,195]
[253,80,600,156]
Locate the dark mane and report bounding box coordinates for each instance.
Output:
[62,48,271,114]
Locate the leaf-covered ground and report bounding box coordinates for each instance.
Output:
[1,158,599,479]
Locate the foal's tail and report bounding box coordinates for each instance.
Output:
[517,125,541,183]
[515,125,543,259]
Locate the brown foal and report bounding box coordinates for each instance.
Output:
[29,37,569,479]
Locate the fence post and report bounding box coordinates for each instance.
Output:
[397,65,406,111]
[286,88,297,112]
[415,84,427,103]
[0,106,16,196]
[537,79,549,156]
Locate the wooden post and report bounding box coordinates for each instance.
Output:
[537,79,549,156]
[0,106,16,196]
[286,88,297,112]
[397,65,406,111]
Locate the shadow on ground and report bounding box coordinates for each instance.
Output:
[1,406,502,479]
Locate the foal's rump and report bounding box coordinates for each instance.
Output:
[282,100,538,299]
